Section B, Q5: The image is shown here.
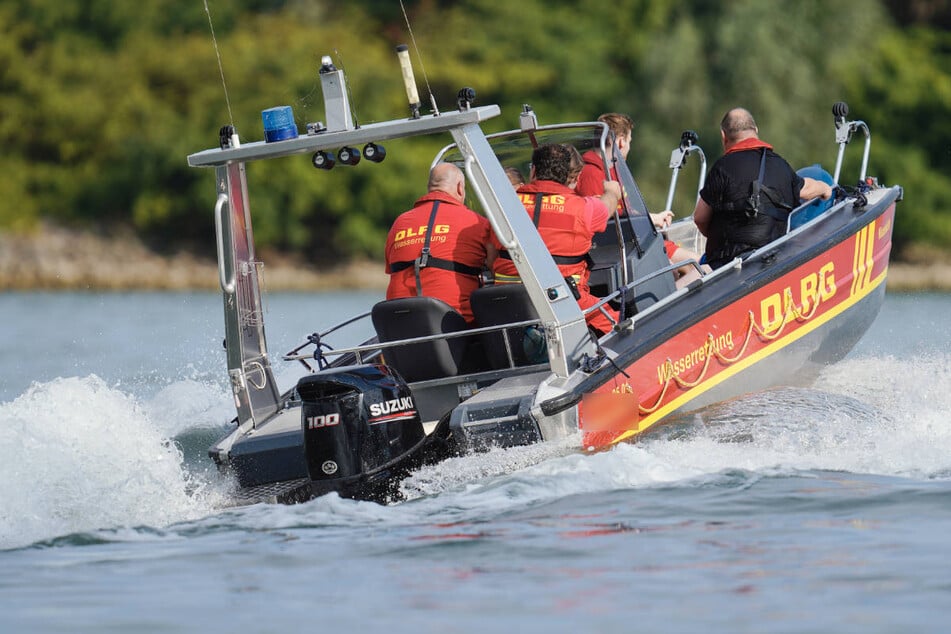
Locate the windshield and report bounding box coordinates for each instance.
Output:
[435,121,655,248]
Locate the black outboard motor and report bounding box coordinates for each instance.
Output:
[296,364,427,501]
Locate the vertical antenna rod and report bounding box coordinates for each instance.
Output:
[399,0,440,116]
[203,0,236,143]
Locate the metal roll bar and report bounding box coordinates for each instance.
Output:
[665,130,707,211]
[832,101,871,184]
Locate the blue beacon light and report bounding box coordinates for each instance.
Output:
[261,106,299,143]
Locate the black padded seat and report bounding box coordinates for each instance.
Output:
[371,297,470,382]
[588,215,677,315]
[470,284,543,369]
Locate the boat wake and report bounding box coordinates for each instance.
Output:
[384,351,951,516]
[651,351,951,483]
[0,375,232,551]
[3,352,948,547]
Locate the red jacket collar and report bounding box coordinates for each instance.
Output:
[582,150,604,168]
[414,191,463,207]
[724,137,773,155]
[517,180,574,195]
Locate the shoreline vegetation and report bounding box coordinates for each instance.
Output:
[6,3,951,280]
[0,225,386,292]
[1,225,949,293]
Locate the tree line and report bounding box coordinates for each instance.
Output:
[1,0,949,263]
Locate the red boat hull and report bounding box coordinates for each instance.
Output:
[581,201,896,450]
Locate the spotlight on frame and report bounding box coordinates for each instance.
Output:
[363,143,386,163]
[312,150,335,170]
[337,146,361,166]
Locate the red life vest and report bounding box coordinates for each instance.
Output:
[493,180,603,289]
[385,192,490,323]
[576,150,614,197]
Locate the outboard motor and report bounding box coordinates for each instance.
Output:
[296,364,427,500]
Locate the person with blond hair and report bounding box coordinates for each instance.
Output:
[577,112,706,287]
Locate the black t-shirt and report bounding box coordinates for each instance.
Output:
[699,147,804,267]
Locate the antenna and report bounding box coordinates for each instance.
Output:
[399,0,440,116]
[203,0,238,148]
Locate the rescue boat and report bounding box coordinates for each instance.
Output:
[187,52,900,504]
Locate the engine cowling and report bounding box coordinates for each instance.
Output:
[296,364,425,491]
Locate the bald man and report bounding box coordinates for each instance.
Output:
[385,163,496,324]
[693,108,832,269]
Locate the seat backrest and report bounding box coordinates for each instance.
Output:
[791,164,835,229]
[371,297,469,382]
[625,230,677,312]
[590,219,677,316]
[470,284,543,369]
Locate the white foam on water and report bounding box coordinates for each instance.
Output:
[20,351,943,539]
[342,353,951,524]
[399,436,579,501]
[0,375,225,550]
[812,353,951,477]
[609,353,951,485]
[143,377,235,437]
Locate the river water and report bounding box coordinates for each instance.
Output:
[1,289,950,632]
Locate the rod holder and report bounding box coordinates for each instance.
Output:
[396,44,421,119]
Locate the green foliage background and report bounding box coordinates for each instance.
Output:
[1,0,949,262]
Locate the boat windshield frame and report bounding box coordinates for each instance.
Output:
[435,121,659,291]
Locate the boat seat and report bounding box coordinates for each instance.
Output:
[371,297,470,382]
[589,215,677,315]
[470,284,544,369]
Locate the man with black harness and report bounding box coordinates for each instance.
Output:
[694,108,833,269]
[385,163,496,324]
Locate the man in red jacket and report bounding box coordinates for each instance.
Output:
[576,112,706,287]
[492,144,622,336]
[385,163,496,324]
[575,112,633,203]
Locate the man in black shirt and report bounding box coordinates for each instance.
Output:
[693,108,833,269]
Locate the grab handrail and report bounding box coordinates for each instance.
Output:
[665,131,706,211]
[281,317,543,362]
[833,120,871,184]
[832,102,871,185]
[214,193,235,294]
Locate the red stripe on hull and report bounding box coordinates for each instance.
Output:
[581,204,895,450]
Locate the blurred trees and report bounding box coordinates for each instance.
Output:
[1,0,948,261]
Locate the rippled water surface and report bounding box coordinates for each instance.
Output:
[2,290,950,633]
